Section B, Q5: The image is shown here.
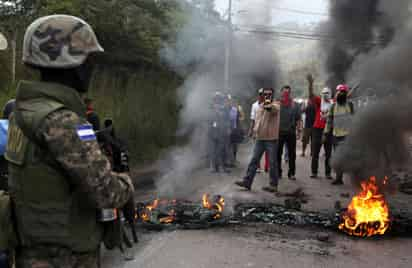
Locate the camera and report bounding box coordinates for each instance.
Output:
[264,96,272,110]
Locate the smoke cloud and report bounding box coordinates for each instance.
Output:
[328,1,412,185]
[322,0,402,89]
[155,0,279,197]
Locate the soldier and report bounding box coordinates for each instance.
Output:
[5,15,135,267]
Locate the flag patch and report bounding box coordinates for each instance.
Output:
[76,124,96,141]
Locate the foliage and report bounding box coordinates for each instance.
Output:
[0,0,218,164]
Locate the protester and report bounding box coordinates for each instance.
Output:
[228,95,243,166]
[277,85,300,181]
[325,84,355,185]
[249,88,269,173]
[208,92,231,173]
[84,97,100,132]
[301,99,316,157]
[235,88,280,193]
[307,75,333,180]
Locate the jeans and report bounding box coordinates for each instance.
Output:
[278,132,296,177]
[0,251,10,268]
[243,140,279,187]
[311,128,332,176]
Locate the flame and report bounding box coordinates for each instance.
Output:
[140,194,225,224]
[160,209,176,223]
[202,194,212,209]
[339,176,390,237]
[202,193,225,219]
[141,199,160,222]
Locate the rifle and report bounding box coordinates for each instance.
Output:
[99,131,138,258]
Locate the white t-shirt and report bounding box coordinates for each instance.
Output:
[250,101,260,120]
[321,99,332,119]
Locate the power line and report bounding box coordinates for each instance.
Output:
[236,28,388,47]
[236,24,390,42]
[271,6,328,17]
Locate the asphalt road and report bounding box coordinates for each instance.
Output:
[102,142,412,268]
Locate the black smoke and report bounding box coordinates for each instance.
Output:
[323,0,396,89]
[329,1,412,186]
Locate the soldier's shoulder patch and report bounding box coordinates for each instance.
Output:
[76,124,96,141]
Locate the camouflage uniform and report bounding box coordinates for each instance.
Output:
[6,15,134,268]
[8,82,135,268]
[36,109,133,209]
[16,246,99,268]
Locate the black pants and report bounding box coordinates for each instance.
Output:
[333,136,346,182]
[211,138,225,171]
[278,132,296,177]
[311,128,332,176]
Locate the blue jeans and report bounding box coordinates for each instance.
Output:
[243,140,279,187]
[0,251,10,267]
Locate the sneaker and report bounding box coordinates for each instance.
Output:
[235,181,251,191]
[325,175,333,180]
[256,168,262,173]
[262,185,278,193]
[288,175,296,181]
[331,179,343,185]
[264,169,269,173]
[310,174,318,179]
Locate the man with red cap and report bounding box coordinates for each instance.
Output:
[324,84,355,185]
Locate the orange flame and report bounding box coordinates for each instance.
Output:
[339,176,390,237]
[202,193,225,219]
[141,199,160,222]
[141,194,225,223]
[202,194,212,209]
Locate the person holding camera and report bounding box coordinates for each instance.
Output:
[277,86,301,181]
[235,88,280,193]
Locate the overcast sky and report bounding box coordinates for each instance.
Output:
[215,0,329,25]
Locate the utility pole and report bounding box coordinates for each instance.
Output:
[224,0,232,92]
[11,30,16,84]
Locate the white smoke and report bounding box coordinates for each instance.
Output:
[155,0,280,197]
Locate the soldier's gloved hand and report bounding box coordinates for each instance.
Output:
[122,196,136,225]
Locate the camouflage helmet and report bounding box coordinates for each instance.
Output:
[23,15,104,68]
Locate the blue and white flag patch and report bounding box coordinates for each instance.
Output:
[76,124,96,141]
